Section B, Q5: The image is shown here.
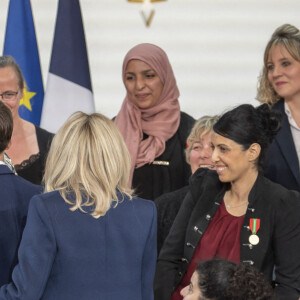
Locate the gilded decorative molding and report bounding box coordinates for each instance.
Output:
[127,0,167,27]
[128,0,166,3]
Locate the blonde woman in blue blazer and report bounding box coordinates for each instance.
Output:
[0,112,157,300]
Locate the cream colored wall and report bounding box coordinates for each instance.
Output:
[0,0,300,119]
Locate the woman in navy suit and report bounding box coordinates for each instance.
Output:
[257,24,300,191]
[0,101,42,286]
[0,112,157,300]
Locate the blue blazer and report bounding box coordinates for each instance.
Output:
[0,190,157,300]
[264,99,300,191]
[0,165,42,286]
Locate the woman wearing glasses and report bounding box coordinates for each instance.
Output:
[0,56,53,185]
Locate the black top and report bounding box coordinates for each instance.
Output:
[132,112,195,200]
[154,185,189,254]
[15,126,54,185]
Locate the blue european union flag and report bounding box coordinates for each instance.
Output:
[3,0,44,126]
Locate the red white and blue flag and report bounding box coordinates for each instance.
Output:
[41,0,94,133]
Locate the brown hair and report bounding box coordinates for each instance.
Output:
[195,259,275,299]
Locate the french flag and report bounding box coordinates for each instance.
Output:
[41,0,94,133]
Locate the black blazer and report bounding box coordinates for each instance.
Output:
[154,168,300,300]
[264,99,300,191]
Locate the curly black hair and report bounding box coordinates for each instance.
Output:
[226,262,275,300]
[195,259,275,300]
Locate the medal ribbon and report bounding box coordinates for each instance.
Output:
[249,218,260,234]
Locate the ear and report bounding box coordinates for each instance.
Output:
[248,143,261,162]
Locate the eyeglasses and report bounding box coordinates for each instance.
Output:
[0,90,19,101]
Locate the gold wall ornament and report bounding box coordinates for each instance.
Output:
[141,9,155,27]
[127,0,167,27]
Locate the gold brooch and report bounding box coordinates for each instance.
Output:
[152,160,169,166]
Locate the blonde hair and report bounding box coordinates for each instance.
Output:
[185,115,219,164]
[257,24,300,105]
[43,112,133,218]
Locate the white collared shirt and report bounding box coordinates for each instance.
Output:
[284,101,300,169]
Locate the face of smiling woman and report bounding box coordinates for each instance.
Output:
[211,133,258,184]
[267,44,300,103]
[124,59,164,110]
[189,133,214,174]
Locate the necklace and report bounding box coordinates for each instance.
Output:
[225,199,248,209]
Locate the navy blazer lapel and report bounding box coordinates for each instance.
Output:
[274,100,300,184]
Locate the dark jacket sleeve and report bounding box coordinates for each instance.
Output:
[273,189,300,299]
[0,196,56,300]
[154,186,189,254]
[154,169,211,300]
[154,191,196,300]
[141,202,157,300]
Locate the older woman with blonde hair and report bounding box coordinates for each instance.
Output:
[185,115,219,173]
[0,112,157,300]
[155,115,219,253]
[257,24,300,191]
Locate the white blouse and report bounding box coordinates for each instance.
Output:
[285,101,300,170]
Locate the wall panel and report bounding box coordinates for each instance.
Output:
[0,0,299,119]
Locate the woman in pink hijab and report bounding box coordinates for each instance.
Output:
[115,43,195,200]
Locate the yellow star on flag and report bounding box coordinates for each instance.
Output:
[19,85,36,111]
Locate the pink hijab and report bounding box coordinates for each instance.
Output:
[115,43,181,186]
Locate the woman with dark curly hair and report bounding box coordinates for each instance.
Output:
[154,103,300,300]
[180,259,275,300]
